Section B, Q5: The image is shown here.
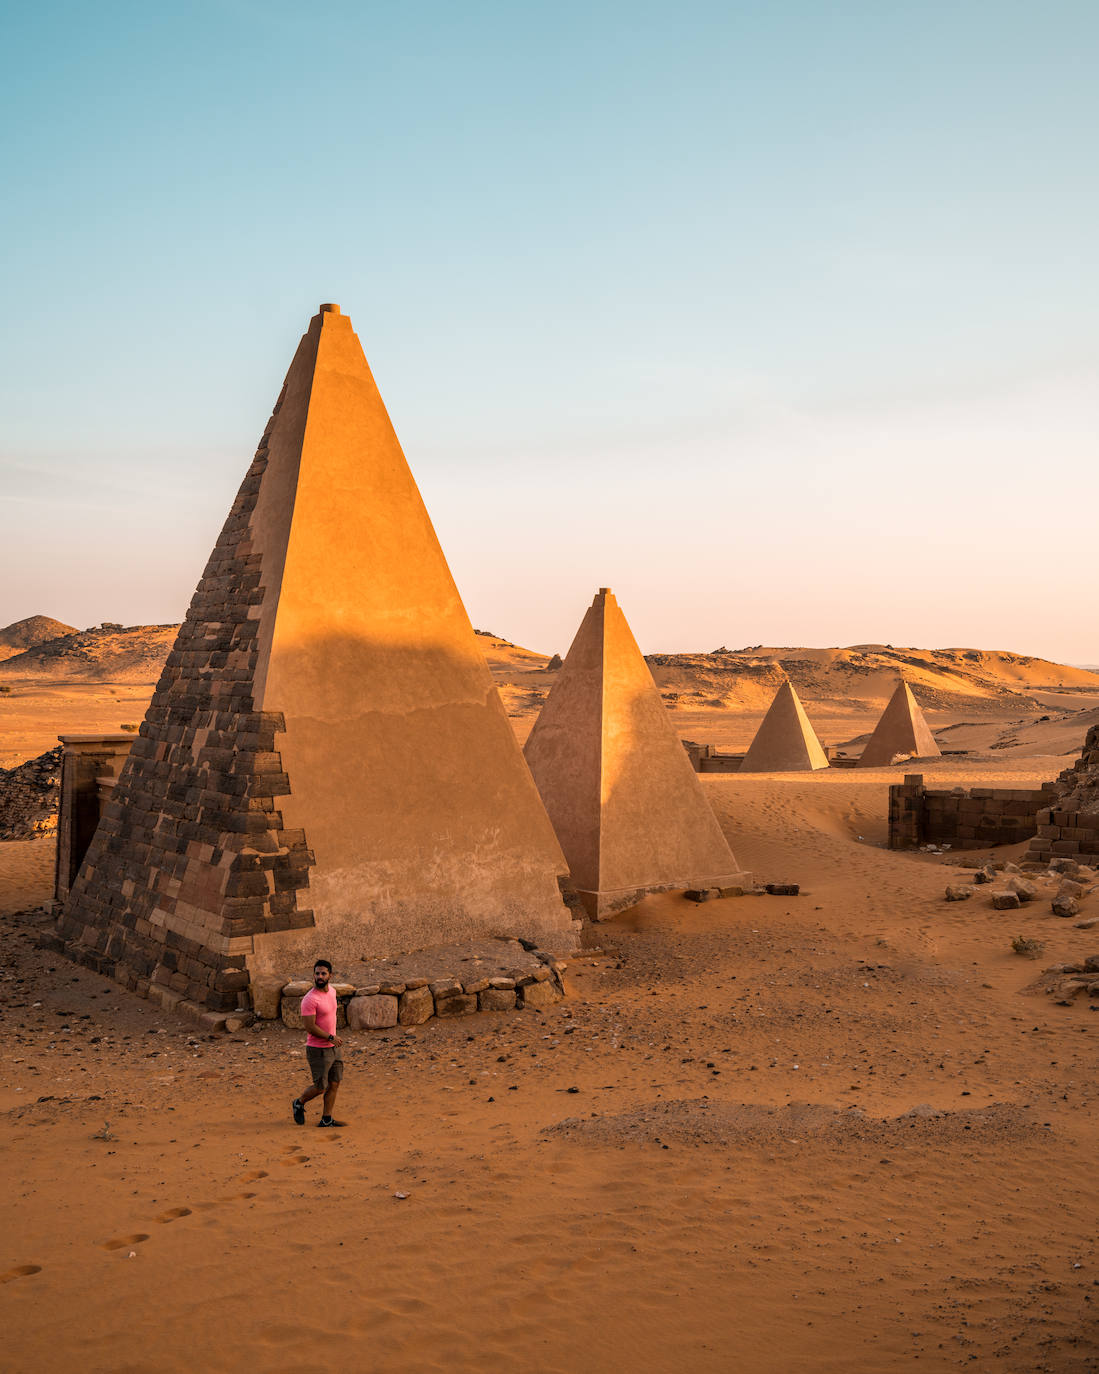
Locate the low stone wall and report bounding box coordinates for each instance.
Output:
[261,954,567,1030]
[1027,807,1099,863]
[682,741,745,773]
[889,773,1057,850]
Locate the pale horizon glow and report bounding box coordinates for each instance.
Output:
[2,2,1096,663]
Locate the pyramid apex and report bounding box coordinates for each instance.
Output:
[598,586,612,595]
[319,302,341,314]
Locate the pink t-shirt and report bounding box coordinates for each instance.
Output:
[300,985,337,1048]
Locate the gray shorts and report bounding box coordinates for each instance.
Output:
[306,1046,344,1089]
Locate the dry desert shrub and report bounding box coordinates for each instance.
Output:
[1011,935,1045,958]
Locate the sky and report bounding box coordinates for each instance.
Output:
[2,1,1096,661]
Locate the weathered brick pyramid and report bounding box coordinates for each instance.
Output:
[1025,721,1099,864]
[57,304,579,1012]
[523,588,748,917]
[857,679,941,768]
[739,679,829,773]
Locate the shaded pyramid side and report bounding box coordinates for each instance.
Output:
[59,306,579,1012]
[739,679,829,772]
[858,680,941,767]
[525,589,746,916]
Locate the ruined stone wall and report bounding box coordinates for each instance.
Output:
[889,773,1056,850]
[56,397,316,1012]
[1023,725,1099,863]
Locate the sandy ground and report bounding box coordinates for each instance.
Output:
[2,757,1097,1374]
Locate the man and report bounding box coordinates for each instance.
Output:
[291,959,346,1127]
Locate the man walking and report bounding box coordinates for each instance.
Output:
[291,959,346,1127]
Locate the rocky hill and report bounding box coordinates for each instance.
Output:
[0,622,178,681]
[0,615,75,661]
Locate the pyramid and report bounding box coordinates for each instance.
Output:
[857,680,941,767]
[57,304,579,1011]
[739,679,829,772]
[523,588,748,917]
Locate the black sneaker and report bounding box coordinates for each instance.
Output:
[317,1116,346,1128]
[292,1098,305,1126]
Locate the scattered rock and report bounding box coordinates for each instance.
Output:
[1007,877,1039,902]
[992,891,1021,910]
[765,883,800,897]
[1052,895,1080,918]
[945,885,973,902]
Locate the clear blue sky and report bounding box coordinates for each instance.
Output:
[3,1,1096,660]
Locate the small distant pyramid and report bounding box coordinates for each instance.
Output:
[57,304,578,1010]
[739,679,829,772]
[524,588,747,917]
[857,679,941,767]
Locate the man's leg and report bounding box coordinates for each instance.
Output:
[322,1077,340,1118]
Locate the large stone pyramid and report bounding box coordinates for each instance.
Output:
[857,679,941,768]
[739,679,829,772]
[523,588,747,917]
[57,304,578,1011]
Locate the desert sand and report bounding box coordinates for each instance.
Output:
[3,721,1098,1371]
[3,622,1099,1371]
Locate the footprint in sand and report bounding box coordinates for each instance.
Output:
[282,1154,309,1166]
[1,1264,42,1283]
[100,1234,149,1251]
[155,1207,192,1223]
[240,1169,268,1182]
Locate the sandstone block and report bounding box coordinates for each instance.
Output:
[944,885,972,902]
[488,976,516,990]
[281,999,305,1030]
[250,977,285,1019]
[972,868,994,884]
[404,977,430,990]
[991,891,1021,910]
[378,981,405,996]
[1050,857,1081,876]
[765,882,800,896]
[462,978,490,994]
[520,980,561,1009]
[398,986,434,1025]
[479,987,517,1012]
[347,995,398,1030]
[1007,877,1038,902]
[224,1012,255,1032]
[435,990,477,1017]
[1053,896,1080,918]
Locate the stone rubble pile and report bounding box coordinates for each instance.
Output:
[1030,954,1099,1007]
[0,746,62,841]
[255,946,568,1030]
[945,857,1095,918]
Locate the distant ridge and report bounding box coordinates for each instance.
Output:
[0,615,75,660]
[0,622,178,680]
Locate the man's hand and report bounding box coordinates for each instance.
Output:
[332,1034,343,1048]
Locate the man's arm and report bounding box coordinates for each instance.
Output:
[301,1012,342,1047]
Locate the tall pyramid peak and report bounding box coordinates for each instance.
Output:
[523,589,747,917]
[857,679,941,768]
[739,679,829,773]
[57,305,578,1010]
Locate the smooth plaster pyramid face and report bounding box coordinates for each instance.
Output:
[523,589,747,917]
[739,680,829,773]
[857,680,941,767]
[58,305,578,1010]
